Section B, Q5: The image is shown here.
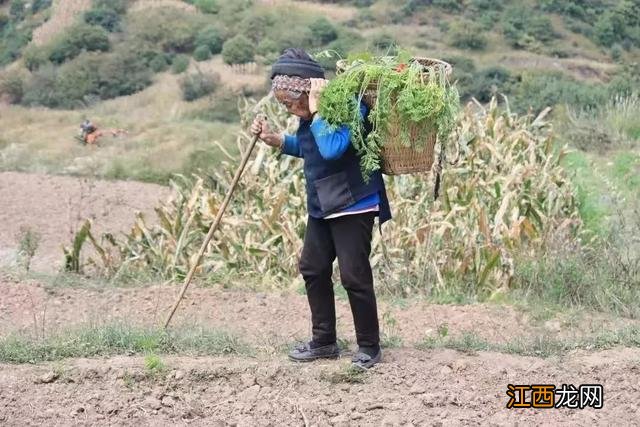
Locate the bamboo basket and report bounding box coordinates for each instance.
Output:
[336,57,453,176]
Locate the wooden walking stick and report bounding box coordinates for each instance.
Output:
[163,115,266,329]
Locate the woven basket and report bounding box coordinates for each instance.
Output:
[336,57,453,176]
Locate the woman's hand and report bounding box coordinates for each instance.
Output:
[250,116,283,148]
[308,78,328,115]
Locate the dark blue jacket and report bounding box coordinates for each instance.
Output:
[282,108,392,224]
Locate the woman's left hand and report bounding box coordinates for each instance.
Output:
[308,78,328,115]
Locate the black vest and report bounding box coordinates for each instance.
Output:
[297,118,392,224]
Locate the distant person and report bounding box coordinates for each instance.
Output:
[251,48,392,369]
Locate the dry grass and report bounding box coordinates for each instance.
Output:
[31,0,92,47]
[0,73,238,181]
[266,0,358,22]
[130,0,197,13]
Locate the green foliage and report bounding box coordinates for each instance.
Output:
[195,26,224,54]
[30,0,51,13]
[193,44,211,61]
[222,34,255,65]
[0,13,8,31]
[127,8,204,53]
[48,23,110,64]
[511,72,607,113]
[9,0,26,21]
[467,66,512,103]
[0,21,34,65]
[318,55,459,178]
[372,33,397,55]
[23,45,48,71]
[194,0,219,14]
[171,54,190,74]
[310,17,338,45]
[84,8,121,32]
[447,19,487,50]
[502,5,555,49]
[180,72,220,101]
[0,69,25,103]
[149,53,170,72]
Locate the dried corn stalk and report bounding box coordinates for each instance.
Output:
[65,97,581,295]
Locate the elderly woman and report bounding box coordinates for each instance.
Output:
[251,48,391,369]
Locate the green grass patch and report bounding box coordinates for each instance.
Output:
[417,326,640,358]
[0,323,253,364]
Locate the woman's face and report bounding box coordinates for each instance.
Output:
[274,89,311,119]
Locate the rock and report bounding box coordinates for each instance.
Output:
[36,371,59,384]
[350,412,364,420]
[450,359,468,372]
[409,383,427,395]
[144,397,162,411]
[173,370,185,380]
[381,413,402,426]
[161,395,175,408]
[329,414,348,425]
[70,406,85,417]
[439,365,453,375]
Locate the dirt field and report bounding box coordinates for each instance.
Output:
[1,172,639,426]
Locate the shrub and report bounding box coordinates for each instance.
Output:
[310,17,338,45]
[372,33,397,54]
[180,72,220,101]
[127,8,203,54]
[171,54,190,74]
[193,44,211,61]
[447,20,487,50]
[222,35,255,65]
[23,45,49,71]
[0,69,25,103]
[10,0,26,21]
[502,5,556,48]
[30,0,51,13]
[48,23,110,64]
[0,13,8,31]
[195,26,224,55]
[22,65,62,107]
[84,8,121,32]
[97,46,153,99]
[194,0,219,14]
[432,0,463,12]
[467,66,512,103]
[149,53,170,72]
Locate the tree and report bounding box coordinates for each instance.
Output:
[222,35,255,65]
[194,0,218,14]
[84,8,121,32]
[9,0,26,21]
[49,24,110,64]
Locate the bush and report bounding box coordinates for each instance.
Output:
[222,35,255,65]
[180,72,220,101]
[502,5,556,49]
[511,72,607,113]
[195,26,224,55]
[193,44,211,61]
[194,0,219,14]
[84,8,121,32]
[310,17,338,45]
[48,23,110,64]
[372,33,397,54]
[149,53,170,72]
[10,0,26,21]
[127,8,204,54]
[97,46,153,99]
[22,65,62,107]
[468,66,512,103]
[0,13,8,31]
[447,20,487,50]
[31,0,51,13]
[0,69,25,103]
[23,45,49,71]
[432,0,463,12]
[171,54,190,74]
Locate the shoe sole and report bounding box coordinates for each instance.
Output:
[351,353,382,370]
[288,353,340,363]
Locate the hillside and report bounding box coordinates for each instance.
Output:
[0,0,638,182]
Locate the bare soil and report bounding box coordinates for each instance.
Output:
[1,172,639,426]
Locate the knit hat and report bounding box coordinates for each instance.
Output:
[270,48,325,80]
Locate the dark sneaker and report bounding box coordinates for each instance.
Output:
[288,341,340,362]
[351,348,382,370]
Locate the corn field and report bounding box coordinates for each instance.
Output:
[65,96,582,296]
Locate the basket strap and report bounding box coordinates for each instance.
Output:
[433,139,445,200]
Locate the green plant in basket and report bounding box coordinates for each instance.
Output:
[317,53,460,179]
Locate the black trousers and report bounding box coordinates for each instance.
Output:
[298,212,380,348]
